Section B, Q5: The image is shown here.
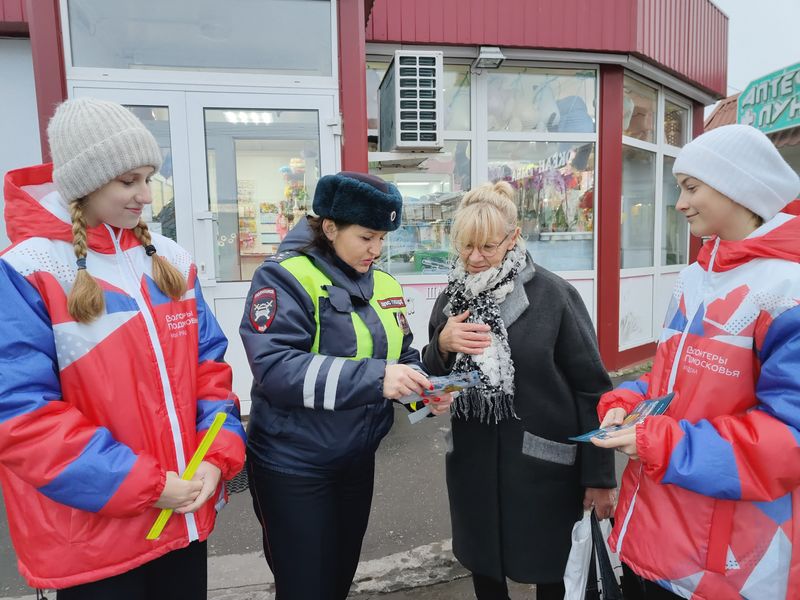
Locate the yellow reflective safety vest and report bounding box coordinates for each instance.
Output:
[279,255,405,362]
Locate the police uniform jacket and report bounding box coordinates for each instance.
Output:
[241,218,422,476]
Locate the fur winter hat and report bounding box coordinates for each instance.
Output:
[673,124,800,221]
[313,172,403,231]
[48,97,163,203]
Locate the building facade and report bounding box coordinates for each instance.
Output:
[1,0,728,410]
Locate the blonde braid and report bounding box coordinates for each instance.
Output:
[67,202,105,322]
[132,221,187,300]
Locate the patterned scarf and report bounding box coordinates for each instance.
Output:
[444,243,527,423]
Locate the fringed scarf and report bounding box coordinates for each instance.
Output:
[444,243,527,423]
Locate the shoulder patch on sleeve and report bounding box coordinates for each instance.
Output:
[250,287,277,333]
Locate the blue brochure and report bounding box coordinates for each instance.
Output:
[570,392,674,442]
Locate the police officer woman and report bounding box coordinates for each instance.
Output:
[240,172,450,600]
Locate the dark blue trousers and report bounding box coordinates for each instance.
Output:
[248,455,375,600]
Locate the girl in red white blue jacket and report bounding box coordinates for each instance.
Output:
[0,98,245,598]
[593,124,800,600]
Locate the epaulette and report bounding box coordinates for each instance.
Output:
[267,250,299,263]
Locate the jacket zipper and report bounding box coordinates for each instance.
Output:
[108,227,198,542]
[616,239,720,555]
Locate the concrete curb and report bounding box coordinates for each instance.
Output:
[207,538,465,599]
[2,539,465,600]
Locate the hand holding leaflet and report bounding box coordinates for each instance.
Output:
[400,371,481,424]
[570,393,674,442]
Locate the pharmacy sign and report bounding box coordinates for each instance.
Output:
[737,62,800,134]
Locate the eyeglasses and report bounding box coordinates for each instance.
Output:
[456,232,511,258]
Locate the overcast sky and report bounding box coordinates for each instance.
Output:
[712,0,799,95]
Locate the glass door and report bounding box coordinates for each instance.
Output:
[186,93,338,412]
[69,88,338,412]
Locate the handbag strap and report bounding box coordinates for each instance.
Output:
[590,510,623,600]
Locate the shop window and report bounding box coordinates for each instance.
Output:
[623,77,657,143]
[66,0,332,77]
[664,101,690,148]
[372,140,471,274]
[367,63,471,131]
[125,106,175,241]
[203,109,321,282]
[661,156,687,265]
[486,67,596,133]
[488,141,596,271]
[621,146,656,268]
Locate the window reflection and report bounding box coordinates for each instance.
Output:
[664,101,690,147]
[621,146,656,268]
[623,76,657,142]
[662,156,687,265]
[487,67,596,133]
[126,106,175,241]
[488,141,596,271]
[371,141,470,274]
[67,0,332,76]
[204,108,320,281]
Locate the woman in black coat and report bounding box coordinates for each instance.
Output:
[423,181,617,600]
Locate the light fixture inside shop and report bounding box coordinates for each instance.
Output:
[473,46,505,69]
[223,111,274,125]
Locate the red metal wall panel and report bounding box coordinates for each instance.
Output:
[366,0,727,97]
[339,0,369,172]
[633,0,728,96]
[26,0,67,161]
[596,65,625,369]
[0,0,26,23]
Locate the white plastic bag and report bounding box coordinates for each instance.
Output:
[563,510,593,600]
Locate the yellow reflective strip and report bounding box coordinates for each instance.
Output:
[279,255,332,354]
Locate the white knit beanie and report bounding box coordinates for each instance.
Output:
[672,124,800,221]
[47,98,163,203]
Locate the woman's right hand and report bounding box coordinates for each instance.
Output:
[600,407,628,429]
[383,364,431,400]
[154,471,203,510]
[438,310,492,356]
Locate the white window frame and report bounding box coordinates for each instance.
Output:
[619,71,693,350]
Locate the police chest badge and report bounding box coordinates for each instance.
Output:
[395,311,411,335]
[250,287,277,333]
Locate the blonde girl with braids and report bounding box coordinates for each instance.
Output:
[0,98,245,599]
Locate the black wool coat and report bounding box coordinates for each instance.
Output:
[422,260,616,584]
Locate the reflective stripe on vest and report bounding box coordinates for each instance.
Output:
[279,255,404,361]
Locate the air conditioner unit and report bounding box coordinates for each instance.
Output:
[378,50,444,152]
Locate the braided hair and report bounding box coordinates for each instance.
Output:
[66,202,187,323]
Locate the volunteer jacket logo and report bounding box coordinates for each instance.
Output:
[250,287,277,332]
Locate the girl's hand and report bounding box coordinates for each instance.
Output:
[591,427,639,460]
[154,471,202,510]
[426,392,454,416]
[174,461,222,514]
[383,364,431,400]
[438,311,491,356]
